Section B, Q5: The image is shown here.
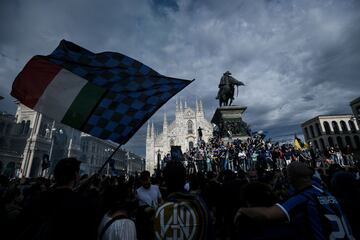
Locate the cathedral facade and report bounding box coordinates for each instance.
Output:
[146,99,213,173]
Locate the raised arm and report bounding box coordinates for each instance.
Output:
[234,204,288,223]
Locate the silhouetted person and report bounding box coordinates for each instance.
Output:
[154,161,214,239]
[234,161,355,240]
[17,158,98,240]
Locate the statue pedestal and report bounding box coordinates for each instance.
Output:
[211,106,250,141]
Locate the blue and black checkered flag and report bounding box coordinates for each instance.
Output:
[14,40,193,145]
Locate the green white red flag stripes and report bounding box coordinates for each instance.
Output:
[12,56,106,129]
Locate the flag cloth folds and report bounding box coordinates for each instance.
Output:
[11,40,193,145]
[294,134,309,150]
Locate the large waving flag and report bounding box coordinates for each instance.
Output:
[11,40,192,145]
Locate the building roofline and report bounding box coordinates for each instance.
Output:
[301,114,354,126]
[350,96,360,105]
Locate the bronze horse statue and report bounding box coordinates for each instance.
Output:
[216,71,244,107]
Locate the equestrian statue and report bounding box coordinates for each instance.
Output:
[216,71,245,107]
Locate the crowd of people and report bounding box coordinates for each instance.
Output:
[0,134,359,240]
[177,133,359,175]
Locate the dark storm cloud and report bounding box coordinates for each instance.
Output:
[1,0,360,156]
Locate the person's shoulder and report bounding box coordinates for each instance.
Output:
[167,191,203,203]
[105,217,136,237]
[42,187,79,201]
[150,184,160,191]
[112,218,135,227]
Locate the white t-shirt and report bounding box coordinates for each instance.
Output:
[136,184,162,208]
[98,214,137,240]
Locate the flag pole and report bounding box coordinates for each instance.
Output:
[97,144,122,175]
[73,144,122,192]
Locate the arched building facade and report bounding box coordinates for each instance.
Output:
[302,114,360,151]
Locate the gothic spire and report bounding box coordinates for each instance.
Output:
[163,112,168,131]
[147,121,151,138]
[199,99,204,116]
[179,99,183,112]
[151,122,155,139]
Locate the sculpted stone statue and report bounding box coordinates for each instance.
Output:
[216,71,244,107]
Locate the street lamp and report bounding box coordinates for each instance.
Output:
[45,125,64,177]
[105,148,114,176]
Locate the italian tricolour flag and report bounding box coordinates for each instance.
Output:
[11,56,106,129]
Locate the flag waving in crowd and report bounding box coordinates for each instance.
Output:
[294,133,309,150]
[11,40,192,145]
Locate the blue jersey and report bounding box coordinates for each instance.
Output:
[277,185,354,240]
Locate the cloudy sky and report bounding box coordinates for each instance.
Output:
[1,0,360,156]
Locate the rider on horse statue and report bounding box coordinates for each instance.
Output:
[216,71,245,107]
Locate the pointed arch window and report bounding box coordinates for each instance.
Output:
[189,141,194,149]
[187,120,193,134]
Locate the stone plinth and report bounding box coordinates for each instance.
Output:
[211,106,250,139]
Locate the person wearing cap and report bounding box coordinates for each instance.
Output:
[234,161,354,240]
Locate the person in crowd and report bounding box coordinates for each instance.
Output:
[238,146,247,171]
[16,157,99,240]
[343,145,354,166]
[98,184,137,240]
[135,170,162,240]
[234,181,297,239]
[331,171,360,239]
[154,160,213,240]
[234,161,355,240]
[308,142,317,168]
[329,146,337,164]
[1,130,358,240]
[334,145,345,166]
[136,170,162,209]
